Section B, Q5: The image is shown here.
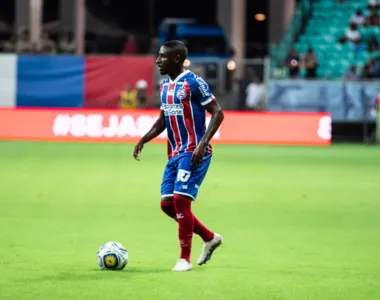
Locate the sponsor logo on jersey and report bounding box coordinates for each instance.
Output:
[196,78,211,98]
[160,103,184,116]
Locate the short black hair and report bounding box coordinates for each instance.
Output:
[162,40,188,62]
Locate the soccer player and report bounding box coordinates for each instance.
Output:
[133,40,224,272]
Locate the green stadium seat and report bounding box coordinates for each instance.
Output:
[281,0,373,79]
[369,51,380,59]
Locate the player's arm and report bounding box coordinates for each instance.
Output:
[201,100,224,146]
[133,110,166,161]
[191,99,224,167]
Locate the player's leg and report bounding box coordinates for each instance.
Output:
[160,156,213,241]
[160,157,177,219]
[172,154,223,269]
[171,194,219,265]
[171,193,194,271]
[177,154,223,266]
[170,154,198,271]
[161,196,214,241]
[160,197,176,219]
[160,158,193,271]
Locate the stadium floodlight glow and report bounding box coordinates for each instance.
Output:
[183,59,191,67]
[255,14,266,21]
[227,60,236,71]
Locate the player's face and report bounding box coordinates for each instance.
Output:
[156,46,179,75]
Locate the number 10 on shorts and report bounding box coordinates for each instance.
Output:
[177,169,191,182]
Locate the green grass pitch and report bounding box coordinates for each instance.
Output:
[0,141,379,300]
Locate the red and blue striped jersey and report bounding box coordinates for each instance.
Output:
[160,70,214,159]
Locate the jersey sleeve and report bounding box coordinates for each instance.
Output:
[191,77,215,106]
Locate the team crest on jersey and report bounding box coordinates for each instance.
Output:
[176,88,187,100]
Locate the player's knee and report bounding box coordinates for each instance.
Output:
[173,194,192,210]
[160,197,178,220]
[160,197,173,210]
[161,196,173,204]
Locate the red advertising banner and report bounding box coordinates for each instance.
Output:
[84,56,155,108]
[0,108,331,145]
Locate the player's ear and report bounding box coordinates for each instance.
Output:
[174,54,181,64]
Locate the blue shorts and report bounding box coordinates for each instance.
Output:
[160,153,212,200]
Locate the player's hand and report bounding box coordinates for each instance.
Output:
[133,140,144,161]
[191,142,207,167]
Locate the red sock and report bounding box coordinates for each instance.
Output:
[160,200,177,219]
[173,194,194,263]
[193,216,214,242]
[161,200,214,242]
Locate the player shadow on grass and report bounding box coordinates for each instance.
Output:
[90,267,169,274]
[18,268,169,283]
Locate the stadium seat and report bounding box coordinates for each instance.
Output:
[287,0,377,79]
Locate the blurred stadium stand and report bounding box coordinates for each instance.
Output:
[271,0,380,80]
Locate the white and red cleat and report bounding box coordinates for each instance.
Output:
[197,233,223,266]
[172,258,192,272]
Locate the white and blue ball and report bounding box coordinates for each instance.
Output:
[97,241,128,270]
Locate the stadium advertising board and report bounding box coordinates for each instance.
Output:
[0,108,331,145]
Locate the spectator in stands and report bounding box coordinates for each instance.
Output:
[368,35,380,52]
[122,33,139,54]
[344,65,359,81]
[119,83,137,109]
[368,0,380,10]
[369,93,380,121]
[58,32,76,54]
[367,9,380,26]
[236,67,254,110]
[339,23,361,44]
[302,48,318,79]
[15,28,32,53]
[350,9,367,26]
[245,73,267,111]
[360,64,371,80]
[368,58,379,77]
[375,58,380,77]
[136,79,148,108]
[354,38,366,55]
[285,47,301,78]
[37,30,57,54]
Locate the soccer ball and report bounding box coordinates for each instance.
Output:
[97,241,128,270]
